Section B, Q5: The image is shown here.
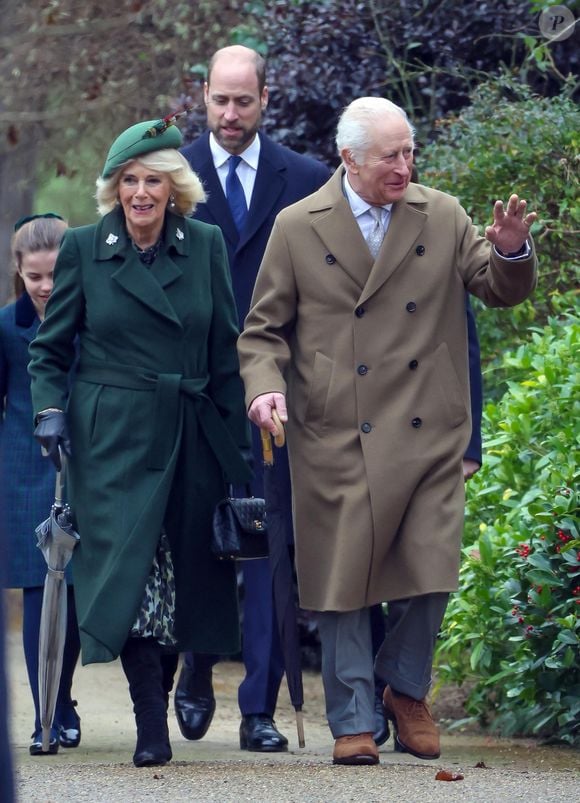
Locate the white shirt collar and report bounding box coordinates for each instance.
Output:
[343,172,393,219]
[209,132,261,171]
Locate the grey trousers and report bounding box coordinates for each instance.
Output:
[316,593,449,737]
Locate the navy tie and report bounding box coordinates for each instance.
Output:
[226,155,248,233]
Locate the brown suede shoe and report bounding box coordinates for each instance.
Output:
[382,686,440,759]
[332,732,379,765]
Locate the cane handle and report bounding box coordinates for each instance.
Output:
[272,409,285,447]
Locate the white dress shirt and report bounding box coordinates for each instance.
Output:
[343,174,393,241]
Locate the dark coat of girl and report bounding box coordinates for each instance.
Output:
[0,292,60,588]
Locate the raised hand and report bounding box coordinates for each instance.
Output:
[485,194,537,255]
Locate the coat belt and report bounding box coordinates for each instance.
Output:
[76,360,251,481]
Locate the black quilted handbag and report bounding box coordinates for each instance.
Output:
[211,485,268,560]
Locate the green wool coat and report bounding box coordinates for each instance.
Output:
[29,207,251,665]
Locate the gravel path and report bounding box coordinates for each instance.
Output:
[6,623,580,802]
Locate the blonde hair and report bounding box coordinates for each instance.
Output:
[11,216,68,297]
[95,149,206,216]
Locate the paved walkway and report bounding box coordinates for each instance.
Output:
[5,614,580,801]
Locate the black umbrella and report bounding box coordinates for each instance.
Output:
[261,415,305,748]
[35,453,79,752]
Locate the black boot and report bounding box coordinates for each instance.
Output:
[174,659,216,741]
[161,652,179,711]
[120,638,172,767]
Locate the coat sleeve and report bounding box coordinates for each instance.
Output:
[237,218,296,408]
[0,313,7,433]
[453,201,537,307]
[206,226,251,455]
[28,229,85,416]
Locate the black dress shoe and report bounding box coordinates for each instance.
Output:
[372,693,390,746]
[239,714,288,752]
[57,700,81,748]
[174,665,216,741]
[29,728,59,756]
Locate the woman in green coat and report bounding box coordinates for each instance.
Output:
[28,117,252,767]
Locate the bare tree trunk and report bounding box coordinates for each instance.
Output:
[0,0,37,305]
[0,138,37,305]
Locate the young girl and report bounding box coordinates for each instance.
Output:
[0,213,81,755]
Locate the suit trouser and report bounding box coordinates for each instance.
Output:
[317,593,449,737]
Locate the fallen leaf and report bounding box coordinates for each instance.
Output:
[435,769,464,781]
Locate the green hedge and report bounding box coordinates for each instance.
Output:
[420,76,579,393]
[436,307,579,745]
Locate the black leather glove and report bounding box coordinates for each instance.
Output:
[33,410,71,471]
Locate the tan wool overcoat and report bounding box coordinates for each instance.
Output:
[238,168,537,612]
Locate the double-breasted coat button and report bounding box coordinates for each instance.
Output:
[325,254,336,264]
[361,422,372,433]
[355,306,365,317]
[408,359,419,370]
[411,417,422,428]
[357,364,368,375]
[406,301,417,313]
[416,245,425,256]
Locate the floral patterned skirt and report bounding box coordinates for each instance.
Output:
[130,530,176,646]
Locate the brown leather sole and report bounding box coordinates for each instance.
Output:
[333,733,379,766]
[333,753,380,766]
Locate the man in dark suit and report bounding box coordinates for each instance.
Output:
[176,44,330,752]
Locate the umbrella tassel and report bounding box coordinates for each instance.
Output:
[295,708,305,748]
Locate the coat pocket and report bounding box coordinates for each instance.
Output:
[303,351,334,436]
[433,342,468,429]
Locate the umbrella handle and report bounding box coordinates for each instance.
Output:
[54,448,67,507]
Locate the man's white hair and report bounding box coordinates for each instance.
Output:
[335,97,415,163]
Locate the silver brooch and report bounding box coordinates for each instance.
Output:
[105,233,118,245]
[176,227,184,241]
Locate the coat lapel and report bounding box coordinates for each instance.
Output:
[307,171,430,302]
[14,292,39,343]
[308,168,373,291]
[238,134,286,252]
[96,208,183,327]
[190,133,289,255]
[194,143,240,249]
[360,185,429,304]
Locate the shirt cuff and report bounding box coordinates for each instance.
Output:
[494,241,531,260]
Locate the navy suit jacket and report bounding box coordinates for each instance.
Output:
[181,131,331,332]
[181,132,331,496]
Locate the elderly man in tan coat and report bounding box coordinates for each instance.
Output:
[237,97,537,766]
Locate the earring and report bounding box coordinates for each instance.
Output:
[169,194,176,209]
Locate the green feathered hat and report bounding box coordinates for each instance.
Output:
[101,114,185,179]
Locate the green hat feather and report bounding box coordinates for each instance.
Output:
[101,116,184,178]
